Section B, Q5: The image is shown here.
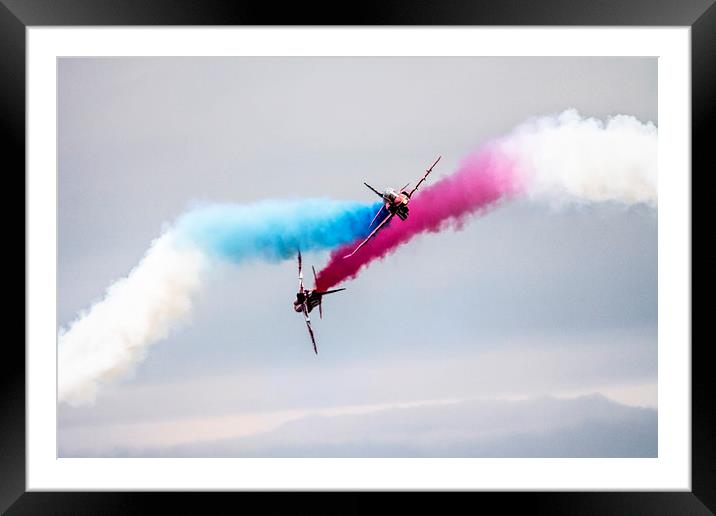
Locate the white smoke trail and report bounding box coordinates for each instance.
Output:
[58,199,380,406]
[499,109,657,205]
[58,232,208,406]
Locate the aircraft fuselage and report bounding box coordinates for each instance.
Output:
[382,189,411,220]
[294,290,320,313]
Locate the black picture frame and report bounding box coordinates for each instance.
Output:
[4,1,713,513]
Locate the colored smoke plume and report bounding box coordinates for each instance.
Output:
[58,199,379,405]
[315,147,522,290]
[59,110,656,405]
[316,110,657,290]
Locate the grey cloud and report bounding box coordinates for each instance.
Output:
[61,394,656,458]
[58,327,656,428]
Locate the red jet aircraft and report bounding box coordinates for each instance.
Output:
[293,251,345,354]
[344,156,441,258]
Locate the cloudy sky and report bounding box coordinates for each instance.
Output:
[58,57,657,457]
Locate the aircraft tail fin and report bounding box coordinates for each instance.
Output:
[319,288,346,295]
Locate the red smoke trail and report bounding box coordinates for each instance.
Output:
[315,144,523,290]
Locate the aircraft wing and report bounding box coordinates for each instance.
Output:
[407,155,441,198]
[297,251,304,292]
[369,205,385,228]
[302,305,318,354]
[306,319,317,354]
[343,212,394,258]
[364,182,384,199]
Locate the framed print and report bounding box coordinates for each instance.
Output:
[5,0,713,513]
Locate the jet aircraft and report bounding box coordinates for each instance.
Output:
[293,251,346,354]
[344,155,441,258]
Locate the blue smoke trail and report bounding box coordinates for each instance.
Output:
[58,198,379,405]
[173,198,381,263]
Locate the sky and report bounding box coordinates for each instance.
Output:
[58,57,657,457]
